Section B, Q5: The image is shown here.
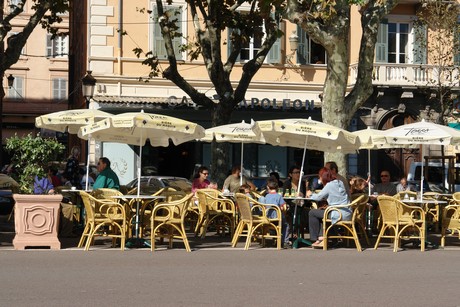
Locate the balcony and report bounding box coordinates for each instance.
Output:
[349,63,460,90]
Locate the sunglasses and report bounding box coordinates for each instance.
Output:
[292,171,300,174]
[202,172,209,175]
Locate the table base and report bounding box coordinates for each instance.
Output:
[292,237,312,249]
[126,238,151,248]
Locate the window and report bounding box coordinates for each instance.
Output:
[46,34,68,58]
[297,26,327,65]
[8,0,22,12]
[8,76,24,99]
[376,18,426,64]
[151,4,184,60]
[52,78,67,100]
[227,14,281,64]
[8,32,25,55]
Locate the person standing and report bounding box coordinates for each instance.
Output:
[65,146,81,188]
[93,157,120,190]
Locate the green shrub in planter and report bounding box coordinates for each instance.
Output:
[6,133,65,194]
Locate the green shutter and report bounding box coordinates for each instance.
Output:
[413,24,426,64]
[376,21,388,63]
[153,6,183,60]
[296,26,308,65]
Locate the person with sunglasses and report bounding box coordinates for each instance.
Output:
[372,170,397,196]
[93,157,120,190]
[192,166,211,193]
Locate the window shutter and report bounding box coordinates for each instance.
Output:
[153,6,183,60]
[172,8,183,61]
[46,34,53,57]
[227,28,241,62]
[376,21,388,63]
[296,26,308,65]
[267,13,281,64]
[9,76,23,98]
[413,24,426,64]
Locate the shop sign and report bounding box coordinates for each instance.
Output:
[166,96,316,111]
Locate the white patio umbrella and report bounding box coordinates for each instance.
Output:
[352,127,417,196]
[35,108,112,190]
[78,110,205,238]
[376,119,460,197]
[200,119,266,185]
[258,118,360,196]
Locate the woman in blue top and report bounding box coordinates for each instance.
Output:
[306,167,350,248]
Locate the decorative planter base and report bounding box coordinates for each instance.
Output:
[13,194,63,250]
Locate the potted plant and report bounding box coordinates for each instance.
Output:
[5,133,65,249]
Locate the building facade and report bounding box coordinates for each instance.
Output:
[2,0,70,165]
[47,1,460,185]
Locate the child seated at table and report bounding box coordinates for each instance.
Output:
[258,178,290,248]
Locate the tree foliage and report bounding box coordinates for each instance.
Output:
[0,0,69,74]
[286,0,398,171]
[134,0,284,184]
[414,0,460,124]
[6,133,65,194]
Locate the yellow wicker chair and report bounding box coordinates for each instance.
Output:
[91,188,124,199]
[78,190,127,251]
[151,193,194,252]
[195,189,236,238]
[232,193,282,250]
[441,195,460,247]
[394,190,417,200]
[322,194,369,251]
[422,192,441,232]
[375,195,425,252]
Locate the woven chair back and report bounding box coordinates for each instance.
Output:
[377,195,399,224]
[235,193,253,222]
[79,191,96,221]
[92,188,123,199]
[452,192,460,203]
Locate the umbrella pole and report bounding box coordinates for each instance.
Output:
[368,149,371,197]
[297,136,308,196]
[240,142,243,186]
[420,145,425,200]
[135,132,143,240]
[85,151,90,191]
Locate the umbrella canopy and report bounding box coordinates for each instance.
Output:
[35,109,112,134]
[79,111,205,238]
[258,118,360,195]
[375,119,460,145]
[35,108,113,190]
[376,119,460,197]
[79,111,205,147]
[352,127,416,196]
[200,120,265,185]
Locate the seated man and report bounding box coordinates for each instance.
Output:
[93,157,120,190]
[372,170,397,196]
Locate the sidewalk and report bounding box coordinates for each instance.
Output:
[2,214,460,251]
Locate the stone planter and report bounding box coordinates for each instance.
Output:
[13,194,63,250]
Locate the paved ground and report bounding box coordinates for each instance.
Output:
[2,215,460,306]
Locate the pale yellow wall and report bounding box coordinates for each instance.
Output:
[6,3,69,102]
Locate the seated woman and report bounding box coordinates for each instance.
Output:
[306,167,350,248]
[349,176,369,199]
